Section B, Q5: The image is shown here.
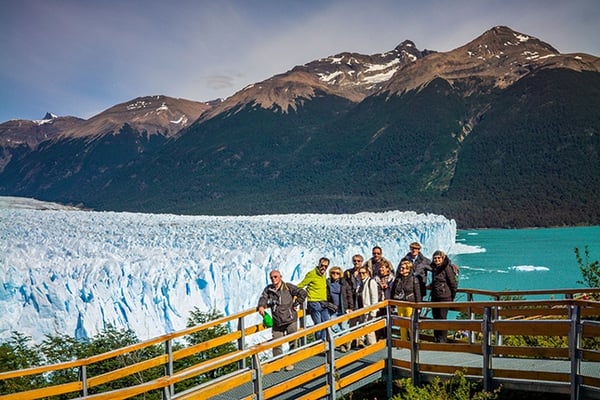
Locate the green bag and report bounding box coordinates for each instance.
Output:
[263,312,273,328]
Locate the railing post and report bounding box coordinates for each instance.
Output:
[467,292,475,344]
[494,296,502,346]
[482,306,493,392]
[79,364,87,397]
[252,353,264,400]
[386,303,393,399]
[299,302,307,347]
[237,316,247,369]
[569,304,581,400]
[326,327,336,400]
[164,339,174,399]
[410,305,420,386]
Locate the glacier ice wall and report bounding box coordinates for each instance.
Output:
[0,203,456,343]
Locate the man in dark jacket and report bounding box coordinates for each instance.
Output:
[257,269,307,370]
[400,242,431,300]
[364,246,393,278]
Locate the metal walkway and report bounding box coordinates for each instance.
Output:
[208,342,600,400]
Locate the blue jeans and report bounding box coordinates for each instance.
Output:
[307,301,330,340]
[331,310,349,334]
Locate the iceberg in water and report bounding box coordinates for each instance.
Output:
[0,197,456,343]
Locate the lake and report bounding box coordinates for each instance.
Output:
[450,226,600,298]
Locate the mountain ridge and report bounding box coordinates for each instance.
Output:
[0,26,598,228]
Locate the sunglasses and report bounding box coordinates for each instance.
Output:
[331,271,340,275]
[359,271,368,275]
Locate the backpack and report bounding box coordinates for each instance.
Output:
[450,264,460,278]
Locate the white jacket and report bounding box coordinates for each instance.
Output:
[360,277,380,317]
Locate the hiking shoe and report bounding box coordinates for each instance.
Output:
[284,364,294,371]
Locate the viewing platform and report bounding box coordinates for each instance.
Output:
[1,288,599,400]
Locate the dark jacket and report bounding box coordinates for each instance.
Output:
[430,257,458,301]
[327,278,347,314]
[391,272,422,302]
[257,282,307,327]
[342,268,361,310]
[400,252,431,299]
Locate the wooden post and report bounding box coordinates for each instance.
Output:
[482,306,493,392]
[299,302,307,347]
[410,306,420,385]
[78,365,87,397]
[467,292,475,344]
[326,327,336,399]
[237,316,246,369]
[569,304,581,400]
[252,353,264,400]
[164,339,174,399]
[386,304,393,399]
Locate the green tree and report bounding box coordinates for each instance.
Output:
[0,332,45,393]
[39,333,84,391]
[174,307,238,391]
[79,324,163,395]
[575,246,600,296]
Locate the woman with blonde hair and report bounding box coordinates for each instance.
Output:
[391,260,422,341]
[357,267,379,346]
[327,265,351,351]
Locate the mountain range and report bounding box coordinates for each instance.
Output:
[1,26,598,228]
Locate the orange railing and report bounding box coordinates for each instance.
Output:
[1,288,599,400]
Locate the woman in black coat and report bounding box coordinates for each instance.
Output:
[429,250,458,343]
[391,259,422,341]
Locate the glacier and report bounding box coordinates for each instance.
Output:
[0,197,456,343]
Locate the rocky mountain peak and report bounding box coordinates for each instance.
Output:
[42,112,58,121]
[198,42,430,122]
[57,95,212,140]
[460,25,559,61]
[381,25,600,96]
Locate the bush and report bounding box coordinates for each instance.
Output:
[392,370,500,400]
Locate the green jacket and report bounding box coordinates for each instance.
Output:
[297,266,328,302]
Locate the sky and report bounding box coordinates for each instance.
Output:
[1,0,598,123]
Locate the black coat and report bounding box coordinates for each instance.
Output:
[391,273,422,302]
[400,252,431,299]
[342,268,361,310]
[430,258,458,301]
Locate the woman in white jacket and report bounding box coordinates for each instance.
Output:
[357,266,380,346]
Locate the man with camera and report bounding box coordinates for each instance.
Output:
[257,269,307,371]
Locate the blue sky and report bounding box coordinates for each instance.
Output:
[1,0,598,122]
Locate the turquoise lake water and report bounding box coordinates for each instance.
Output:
[450,226,600,298]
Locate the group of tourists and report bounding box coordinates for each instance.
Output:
[256,242,459,370]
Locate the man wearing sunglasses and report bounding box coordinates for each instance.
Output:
[364,246,393,278]
[398,242,431,300]
[298,257,331,341]
[257,270,307,371]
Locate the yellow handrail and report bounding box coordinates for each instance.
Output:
[1,287,599,399]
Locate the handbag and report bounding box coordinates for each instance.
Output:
[393,289,405,300]
[324,302,338,313]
